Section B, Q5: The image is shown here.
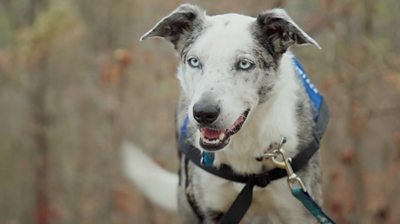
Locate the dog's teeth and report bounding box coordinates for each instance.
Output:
[219,133,225,141]
[203,137,221,145]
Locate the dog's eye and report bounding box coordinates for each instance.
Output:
[237,59,255,71]
[187,57,201,68]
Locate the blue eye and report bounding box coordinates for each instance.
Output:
[237,59,254,71]
[187,57,201,68]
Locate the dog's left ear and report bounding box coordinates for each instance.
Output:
[140,4,205,51]
[256,9,320,55]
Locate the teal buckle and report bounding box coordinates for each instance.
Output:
[201,151,214,167]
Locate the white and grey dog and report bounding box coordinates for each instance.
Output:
[123,4,326,224]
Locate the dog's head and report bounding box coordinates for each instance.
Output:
[141,4,319,151]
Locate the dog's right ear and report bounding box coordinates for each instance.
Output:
[255,9,320,57]
[140,4,205,51]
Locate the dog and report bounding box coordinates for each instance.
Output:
[123,4,327,223]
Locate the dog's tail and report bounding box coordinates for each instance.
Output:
[121,141,178,211]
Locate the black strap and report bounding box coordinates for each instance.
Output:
[179,100,329,224]
[178,134,320,188]
[178,134,320,224]
[220,181,255,223]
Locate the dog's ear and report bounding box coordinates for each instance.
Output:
[140,4,205,50]
[256,9,320,55]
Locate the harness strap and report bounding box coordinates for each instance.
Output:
[178,129,322,187]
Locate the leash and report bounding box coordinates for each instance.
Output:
[258,138,335,224]
[178,56,335,224]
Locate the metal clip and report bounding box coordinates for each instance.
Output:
[268,137,307,192]
[255,137,287,161]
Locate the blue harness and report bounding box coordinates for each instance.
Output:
[178,56,335,224]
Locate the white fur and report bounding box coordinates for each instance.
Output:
[179,13,302,171]
[181,14,259,131]
[121,141,178,210]
[192,53,306,221]
[180,14,312,222]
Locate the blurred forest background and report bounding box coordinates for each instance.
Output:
[0,0,399,223]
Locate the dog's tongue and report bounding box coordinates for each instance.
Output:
[202,128,223,139]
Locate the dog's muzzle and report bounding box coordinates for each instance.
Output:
[192,93,250,151]
[198,109,250,151]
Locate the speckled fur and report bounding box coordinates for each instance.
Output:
[140,4,324,224]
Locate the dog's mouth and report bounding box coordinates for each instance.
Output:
[199,109,250,151]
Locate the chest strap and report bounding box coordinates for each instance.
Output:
[178,113,324,224]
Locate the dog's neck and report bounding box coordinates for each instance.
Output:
[214,53,303,174]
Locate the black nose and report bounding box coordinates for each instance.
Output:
[193,101,220,125]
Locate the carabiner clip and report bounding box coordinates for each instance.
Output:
[269,137,308,192]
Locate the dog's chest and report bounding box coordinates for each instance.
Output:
[194,168,310,223]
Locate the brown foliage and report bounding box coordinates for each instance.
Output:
[0,1,399,224]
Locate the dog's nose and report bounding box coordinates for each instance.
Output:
[193,100,220,125]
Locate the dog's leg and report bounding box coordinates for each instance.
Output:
[177,185,200,223]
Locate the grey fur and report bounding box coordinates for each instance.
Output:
[141,4,205,51]
[252,9,320,65]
